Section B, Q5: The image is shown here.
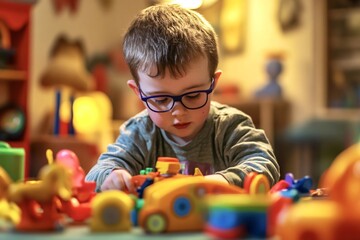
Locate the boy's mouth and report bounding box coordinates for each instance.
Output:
[173,122,191,129]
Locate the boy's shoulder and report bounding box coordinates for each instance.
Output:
[210,101,250,118]
[120,109,154,131]
[210,101,255,129]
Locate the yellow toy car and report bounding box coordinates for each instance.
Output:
[138,176,245,233]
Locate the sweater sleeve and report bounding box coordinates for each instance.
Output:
[213,108,280,187]
[85,113,155,192]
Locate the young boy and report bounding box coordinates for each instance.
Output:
[86,4,280,192]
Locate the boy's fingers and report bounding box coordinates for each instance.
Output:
[123,177,135,193]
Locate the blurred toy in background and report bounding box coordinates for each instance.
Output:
[40,34,94,136]
[0,19,15,68]
[51,149,96,222]
[283,173,312,194]
[2,148,97,232]
[0,104,26,141]
[255,53,284,99]
[204,172,295,239]
[90,190,134,232]
[0,141,24,182]
[8,163,73,231]
[0,167,20,230]
[39,34,113,153]
[275,143,360,239]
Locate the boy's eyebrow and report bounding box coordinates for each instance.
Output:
[143,81,210,96]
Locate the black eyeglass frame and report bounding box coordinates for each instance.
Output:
[139,78,215,113]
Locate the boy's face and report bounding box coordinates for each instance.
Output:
[128,57,221,143]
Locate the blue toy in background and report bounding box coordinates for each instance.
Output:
[255,57,283,99]
[284,173,313,194]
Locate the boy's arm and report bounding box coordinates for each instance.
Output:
[214,113,280,188]
[85,117,151,192]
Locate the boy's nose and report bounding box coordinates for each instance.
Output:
[171,101,187,116]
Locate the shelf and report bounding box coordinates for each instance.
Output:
[0,69,27,81]
[329,7,360,18]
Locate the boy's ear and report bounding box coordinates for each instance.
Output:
[213,70,222,88]
[127,80,140,97]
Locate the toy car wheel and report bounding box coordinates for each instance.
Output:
[144,212,167,233]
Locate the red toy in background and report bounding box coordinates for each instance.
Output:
[2,149,97,231]
[8,163,73,231]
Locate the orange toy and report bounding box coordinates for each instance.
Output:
[138,176,245,233]
[8,163,73,231]
[276,143,360,239]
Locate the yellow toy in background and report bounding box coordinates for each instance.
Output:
[9,163,72,203]
[90,190,134,232]
[0,167,20,230]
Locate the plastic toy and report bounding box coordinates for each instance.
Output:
[204,173,294,239]
[8,163,73,231]
[90,190,134,232]
[49,149,96,222]
[205,194,270,238]
[275,143,360,239]
[54,149,96,203]
[129,157,191,197]
[0,141,24,182]
[155,157,181,176]
[138,176,245,233]
[0,166,20,229]
[0,166,11,200]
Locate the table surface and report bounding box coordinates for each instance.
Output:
[0,225,210,240]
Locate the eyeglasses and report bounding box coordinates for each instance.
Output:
[139,78,214,113]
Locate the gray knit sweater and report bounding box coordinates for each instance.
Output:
[85,101,280,192]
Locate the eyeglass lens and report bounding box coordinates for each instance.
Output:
[146,92,208,112]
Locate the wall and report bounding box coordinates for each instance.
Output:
[29,0,148,136]
[29,0,319,137]
[219,0,317,126]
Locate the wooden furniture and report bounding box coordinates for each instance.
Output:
[326,1,360,110]
[315,0,360,119]
[0,1,33,178]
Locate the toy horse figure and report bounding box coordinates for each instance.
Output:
[8,163,73,231]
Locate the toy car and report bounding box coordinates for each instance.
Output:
[138,176,245,233]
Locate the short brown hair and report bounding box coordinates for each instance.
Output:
[122,4,218,83]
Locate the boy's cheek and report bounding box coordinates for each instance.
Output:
[147,110,167,126]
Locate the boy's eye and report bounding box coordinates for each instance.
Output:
[153,97,171,104]
[185,93,201,99]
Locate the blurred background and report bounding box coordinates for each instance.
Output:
[1,0,359,186]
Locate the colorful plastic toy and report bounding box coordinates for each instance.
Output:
[90,190,134,232]
[275,143,360,239]
[205,194,271,238]
[0,167,20,229]
[138,176,245,233]
[53,149,96,222]
[205,173,295,239]
[129,157,194,197]
[8,163,73,231]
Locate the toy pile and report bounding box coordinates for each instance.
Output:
[0,143,359,239]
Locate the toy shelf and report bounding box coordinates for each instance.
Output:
[0,1,34,179]
[0,69,27,81]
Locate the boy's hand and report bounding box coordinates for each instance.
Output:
[101,169,135,192]
[205,174,229,184]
